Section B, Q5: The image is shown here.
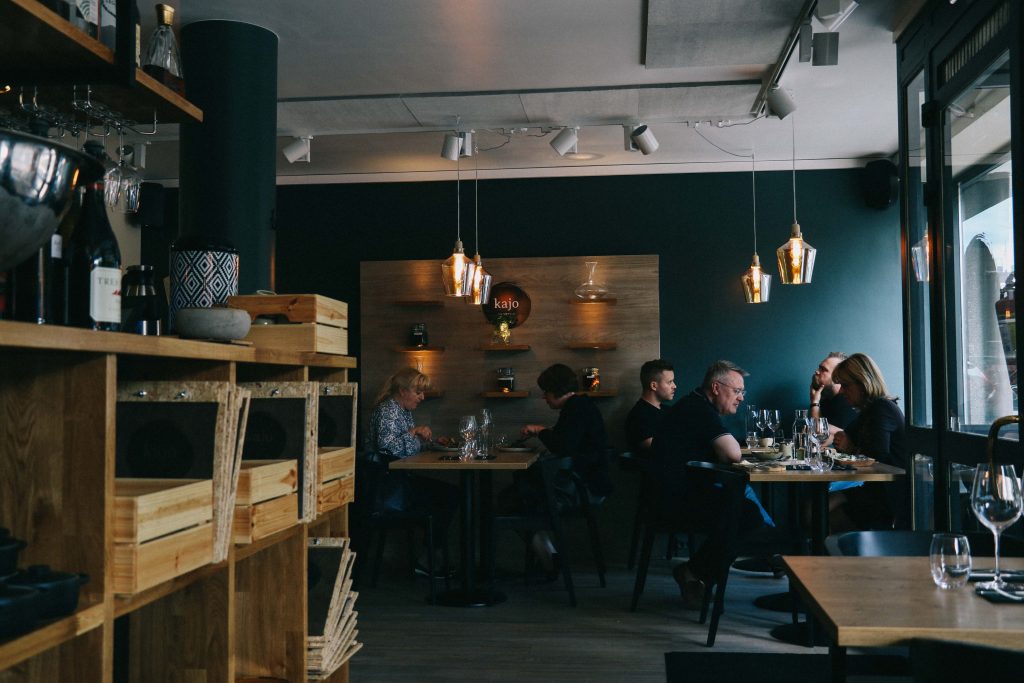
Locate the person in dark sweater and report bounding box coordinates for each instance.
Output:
[831,353,908,530]
[517,363,612,570]
[625,359,676,457]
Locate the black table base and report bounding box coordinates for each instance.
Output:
[770,621,830,647]
[433,588,507,608]
[754,590,798,612]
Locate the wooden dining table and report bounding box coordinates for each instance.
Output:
[390,449,539,607]
[783,555,1024,682]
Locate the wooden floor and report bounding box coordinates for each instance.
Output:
[348,556,910,682]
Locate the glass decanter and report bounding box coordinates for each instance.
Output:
[574,261,609,301]
[142,4,185,96]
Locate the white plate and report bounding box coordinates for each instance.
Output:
[430,445,461,452]
[497,446,534,453]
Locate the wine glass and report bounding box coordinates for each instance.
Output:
[766,409,781,442]
[754,409,767,438]
[806,417,831,472]
[477,408,493,459]
[458,415,477,460]
[970,463,1023,590]
[746,404,759,435]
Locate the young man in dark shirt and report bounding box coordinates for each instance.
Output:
[625,359,676,456]
[809,351,859,436]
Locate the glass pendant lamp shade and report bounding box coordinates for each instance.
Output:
[741,253,771,303]
[776,223,816,284]
[442,239,471,296]
[468,253,493,305]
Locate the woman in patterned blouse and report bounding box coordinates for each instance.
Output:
[367,368,458,576]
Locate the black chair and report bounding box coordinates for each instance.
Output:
[352,453,449,603]
[629,469,696,612]
[622,450,681,571]
[826,529,1024,557]
[684,461,749,647]
[910,639,1024,682]
[486,455,607,606]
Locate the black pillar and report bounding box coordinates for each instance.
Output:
[179,20,277,294]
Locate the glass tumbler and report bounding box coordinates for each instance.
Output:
[929,533,972,589]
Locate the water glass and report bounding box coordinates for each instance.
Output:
[745,431,759,450]
[930,533,972,589]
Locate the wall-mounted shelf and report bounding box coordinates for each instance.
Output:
[1,0,204,123]
[566,342,618,350]
[395,346,445,352]
[479,344,531,352]
[394,299,444,307]
[481,391,530,399]
[579,390,618,398]
[569,298,617,305]
[423,390,445,399]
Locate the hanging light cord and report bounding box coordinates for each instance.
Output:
[791,115,797,224]
[456,148,461,242]
[474,144,480,255]
[751,150,757,253]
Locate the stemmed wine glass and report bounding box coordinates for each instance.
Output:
[970,463,1023,590]
[806,417,831,472]
[754,409,767,439]
[766,409,781,442]
[458,415,478,461]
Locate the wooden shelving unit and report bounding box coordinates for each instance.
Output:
[481,391,530,398]
[565,342,617,350]
[478,344,530,351]
[395,345,445,353]
[0,0,204,123]
[0,321,354,682]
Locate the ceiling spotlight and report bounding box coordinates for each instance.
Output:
[459,131,473,157]
[550,127,579,156]
[629,124,659,155]
[766,85,796,119]
[623,125,639,152]
[813,32,840,66]
[815,0,858,32]
[282,135,312,163]
[441,133,462,161]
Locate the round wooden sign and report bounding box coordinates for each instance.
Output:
[482,282,531,327]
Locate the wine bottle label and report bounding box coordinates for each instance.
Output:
[90,266,122,323]
[50,234,63,259]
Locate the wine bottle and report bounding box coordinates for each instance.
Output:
[67,141,122,331]
[9,233,65,325]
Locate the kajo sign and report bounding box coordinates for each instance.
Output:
[482,282,531,327]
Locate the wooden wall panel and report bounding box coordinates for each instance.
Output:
[360,255,659,450]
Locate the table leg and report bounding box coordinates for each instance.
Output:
[829,645,847,683]
[434,469,506,607]
[811,482,828,556]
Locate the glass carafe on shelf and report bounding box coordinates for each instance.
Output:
[142,3,185,96]
[573,260,609,301]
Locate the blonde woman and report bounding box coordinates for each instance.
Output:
[367,368,458,576]
[831,353,907,529]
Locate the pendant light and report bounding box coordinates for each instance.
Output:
[776,115,817,284]
[466,141,493,305]
[441,139,471,297]
[741,150,771,303]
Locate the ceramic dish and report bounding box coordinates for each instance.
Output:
[498,446,534,453]
[832,454,876,467]
[430,445,461,453]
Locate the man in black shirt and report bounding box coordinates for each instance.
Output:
[809,351,858,437]
[651,360,770,608]
[625,359,676,456]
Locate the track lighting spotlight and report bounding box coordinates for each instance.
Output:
[441,133,462,161]
[282,136,312,163]
[459,131,473,157]
[629,124,659,155]
[550,127,578,156]
[766,85,797,119]
[623,125,639,152]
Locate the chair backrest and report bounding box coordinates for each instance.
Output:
[354,451,402,517]
[826,529,1024,557]
[684,461,749,553]
[910,639,1024,682]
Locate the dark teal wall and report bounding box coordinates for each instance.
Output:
[275,168,903,436]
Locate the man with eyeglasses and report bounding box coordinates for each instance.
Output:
[651,360,773,609]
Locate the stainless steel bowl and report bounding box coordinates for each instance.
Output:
[0,128,103,270]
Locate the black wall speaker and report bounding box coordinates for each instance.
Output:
[138,182,166,227]
[862,160,899,210]
[116,402,218,478]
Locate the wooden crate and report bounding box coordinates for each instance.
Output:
[227,294,348,327]
[113,523,214,594]
[114,478,213,544]
[317,446,355,484]
[317,476,355,516]
[236,459,298,505]
[243,323,348,355]
[233,493,299,544]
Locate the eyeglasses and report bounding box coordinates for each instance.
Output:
[716,380,746,398]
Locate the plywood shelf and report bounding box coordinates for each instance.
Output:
[394,299,444,307]
[566,342,618,350]
[0,601,105,672]
[481,391,530,398]
[1,0,203,123]
[569,298,617,304]
[395,345,445,352]
[479,344,531,351]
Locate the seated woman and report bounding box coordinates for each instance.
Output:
[366,367,458,575]
[515,363,613,570]
[831,353,908,530]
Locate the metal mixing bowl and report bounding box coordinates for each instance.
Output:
[0,128,103,270]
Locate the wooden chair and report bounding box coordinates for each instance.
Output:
[353,453,448,603]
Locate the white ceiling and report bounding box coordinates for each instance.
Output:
[140,0,924,184]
